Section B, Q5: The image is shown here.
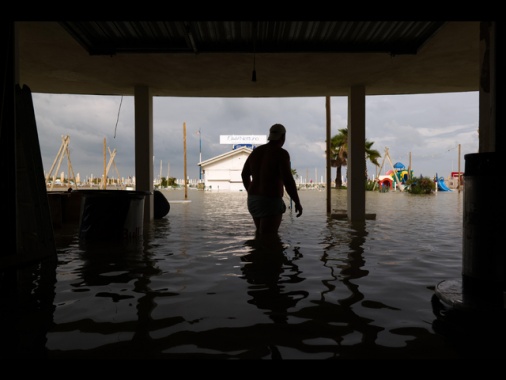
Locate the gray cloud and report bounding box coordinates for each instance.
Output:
[33,92,479,184]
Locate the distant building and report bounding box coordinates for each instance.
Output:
[199,146,253,191]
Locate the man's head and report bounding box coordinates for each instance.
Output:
[267,124,286,141]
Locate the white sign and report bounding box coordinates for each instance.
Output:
[220,135,267,145]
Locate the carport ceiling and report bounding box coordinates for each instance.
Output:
[60,21,444,56]
[18,21,480,97]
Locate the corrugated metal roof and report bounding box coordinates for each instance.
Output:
[60,21,445,56]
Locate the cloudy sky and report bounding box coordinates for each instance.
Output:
[32,91,479,184]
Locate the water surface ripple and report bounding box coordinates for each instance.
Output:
[2,189,501,359]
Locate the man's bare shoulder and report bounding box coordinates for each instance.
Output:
[249,143,289,161]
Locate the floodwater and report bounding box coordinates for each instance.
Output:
[1,188,503,359]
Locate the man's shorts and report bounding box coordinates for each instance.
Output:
[247,195,287,218]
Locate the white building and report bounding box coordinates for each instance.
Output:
[199,146,252,191]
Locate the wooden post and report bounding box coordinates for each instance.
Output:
[102,137,107,189]
[458,143,461,193]
[408,152,412,179]
[184,122,188,200]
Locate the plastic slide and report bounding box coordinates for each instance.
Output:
[437,177,452,191]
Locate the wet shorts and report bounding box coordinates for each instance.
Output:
[247,195,287,218]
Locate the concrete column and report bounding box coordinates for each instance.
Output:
[493,22,504,154]
[434,22,504,313]
[1,22,17,264]
[134,85,153,222]
[325,96,331,214]
[478,22,494,153]
[347,85,366,223]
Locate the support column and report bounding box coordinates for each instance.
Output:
[347,86,366,223]
[461,22,504,306]
[0,22,17,267]
[134,85,153,223]
[493,22,504,154]
[478,22,494,153]
[325,96,331,214]
[434,21,504,313]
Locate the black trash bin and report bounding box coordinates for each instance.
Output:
[78,190,150,240]
[462,152,504,308]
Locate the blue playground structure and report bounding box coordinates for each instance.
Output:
[435,173,452,191]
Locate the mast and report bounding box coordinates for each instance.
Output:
[159,159,162,185]
[199,129,202,181]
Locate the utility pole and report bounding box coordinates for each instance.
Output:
[184,122,188,200]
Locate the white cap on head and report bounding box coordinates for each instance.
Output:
[267,124,286,141]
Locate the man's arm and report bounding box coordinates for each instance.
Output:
[281,152,303,217]
[241,158,251,191]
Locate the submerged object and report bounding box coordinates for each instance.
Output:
[154,190,170,219]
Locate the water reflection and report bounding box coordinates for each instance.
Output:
[2,189,496,359]
[241,233,307,324]
[286,219,385,357]
[0,257,57,358]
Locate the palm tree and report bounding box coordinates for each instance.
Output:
[365,140,381,179]
[329,128,381,188]
[330,128,348,188]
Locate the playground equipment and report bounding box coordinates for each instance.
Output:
[45,135,77,190]
[435,173,452,191]
[46,135,124,190]
[374,147,413,191]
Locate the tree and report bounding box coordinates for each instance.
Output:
[329,128,381,188]
[365,140,381,179]
[329,128,348,188]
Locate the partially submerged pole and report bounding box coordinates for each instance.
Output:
[184,122,188,200]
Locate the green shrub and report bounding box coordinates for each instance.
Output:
[406,175,435,194]
[366,179,376,191]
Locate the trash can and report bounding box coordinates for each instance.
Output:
[462,152,504,307]
[78,190,150,240]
